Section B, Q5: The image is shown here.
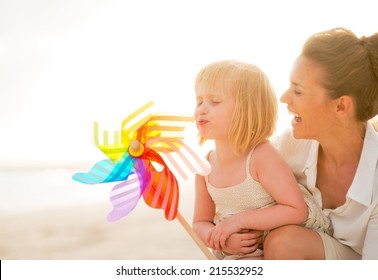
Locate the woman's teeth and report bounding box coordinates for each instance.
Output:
[293,114,302,123]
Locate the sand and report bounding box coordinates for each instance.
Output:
[0,204,207,260]
[0,167,209,260]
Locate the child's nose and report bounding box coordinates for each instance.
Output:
[197,103,208,114]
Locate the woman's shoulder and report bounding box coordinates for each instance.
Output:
[269,128,319,174]
[271,128,315,156]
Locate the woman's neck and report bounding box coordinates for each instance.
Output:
[317,122,366,168]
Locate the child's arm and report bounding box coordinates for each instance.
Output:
[209,142,308,251]
[192,173,217,248]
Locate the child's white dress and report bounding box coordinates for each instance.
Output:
[206,149,333,260]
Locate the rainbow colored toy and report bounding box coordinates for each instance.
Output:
[72,101,211,222]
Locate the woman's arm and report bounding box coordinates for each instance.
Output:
[192,174,217,248]
[209,142,308,250]
[362,200,378,259]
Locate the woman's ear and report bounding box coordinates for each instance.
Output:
[335,95,354,116]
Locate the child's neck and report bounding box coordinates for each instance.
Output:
[214,141,246,164]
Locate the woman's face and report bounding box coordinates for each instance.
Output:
[280,55,336,140]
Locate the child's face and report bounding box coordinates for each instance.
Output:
[194,83,235,141]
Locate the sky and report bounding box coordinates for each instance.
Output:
[0,0,377,167]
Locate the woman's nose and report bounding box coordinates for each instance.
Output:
[280,89,290,104]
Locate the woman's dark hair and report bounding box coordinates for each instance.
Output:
[302,27,378,121]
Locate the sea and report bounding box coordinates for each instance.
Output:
[0,165,110,215]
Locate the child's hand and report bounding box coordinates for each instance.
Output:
[207,216,242,251]
[222,230,264,255]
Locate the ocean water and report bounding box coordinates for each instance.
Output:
[0,165,196,216]
[0,166,110,215]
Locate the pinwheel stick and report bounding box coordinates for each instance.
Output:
[176,211,217,260]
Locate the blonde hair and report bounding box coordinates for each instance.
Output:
[194,60,277,156]
[302,27,378,121]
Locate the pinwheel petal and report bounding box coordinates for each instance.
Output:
[141,148,179,220]
[121,101,154,146]
[138,114,193,144]
[105,151,135,182]
[146,138,211,180]
[107,173,143,222]
[143,167,179,221]
[93,122,127,162]
[106,157,150,222]
[72,151,135,184]
[94,101,154,162]
[72,159,116,184]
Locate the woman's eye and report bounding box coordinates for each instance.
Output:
[293,89,301,95]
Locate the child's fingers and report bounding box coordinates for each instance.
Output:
[210,230,224,251]
[207,229,216,250]
[220,235,228,250]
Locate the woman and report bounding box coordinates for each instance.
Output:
[266,27,378,260]
[226,27,378,259]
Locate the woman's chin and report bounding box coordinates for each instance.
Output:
[291,122,305,139]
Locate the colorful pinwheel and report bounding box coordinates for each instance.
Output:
[72,101,211,222]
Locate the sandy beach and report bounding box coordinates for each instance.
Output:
[0,166,208,260]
